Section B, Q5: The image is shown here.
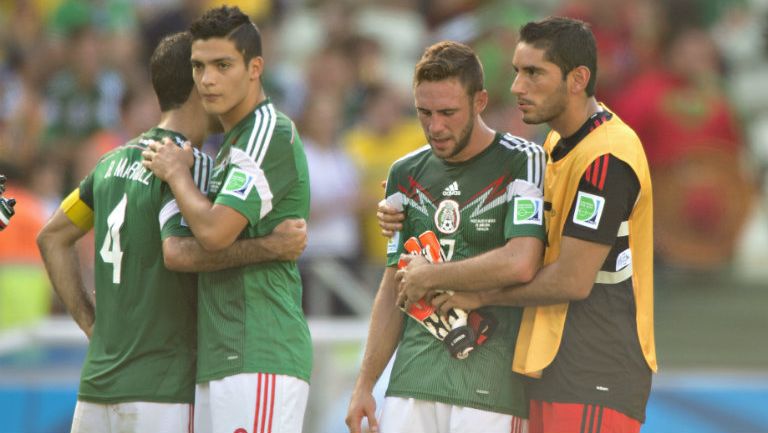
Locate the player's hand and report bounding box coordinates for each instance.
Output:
[346,387,379,433]
[141,137,194,182]
[395,254,433,309]
[264,218,307,261]
[377,199,404,238]
[432,291,484,314]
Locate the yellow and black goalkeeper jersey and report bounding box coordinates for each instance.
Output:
[514,107,656,422]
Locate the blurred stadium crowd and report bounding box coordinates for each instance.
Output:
[0,0,767,327]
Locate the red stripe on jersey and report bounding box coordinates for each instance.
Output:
[260,374,270,433]
[267,374,276,433]
[592,159,601,187]
[254,373,262,433]
[598,154,610,191]
[585,164,592,183]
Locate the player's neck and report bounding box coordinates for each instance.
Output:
[447,116,496,163]
[549,97,600,139]
[220,86,266,132]
[158,110,205,148]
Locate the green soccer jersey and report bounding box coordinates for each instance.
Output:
[384,132,546,417]
[78,127,213,403]
[196,99,312,383]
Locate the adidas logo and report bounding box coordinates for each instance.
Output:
[442,181,461,196]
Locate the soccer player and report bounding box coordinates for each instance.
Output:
[345,41,546,433]
[36,32,306,433]
[381,17,657,433]
[141,7,312,433]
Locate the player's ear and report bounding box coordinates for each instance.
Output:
[473,89,489,113]
[568,65,590,95]
[248,56,264,81]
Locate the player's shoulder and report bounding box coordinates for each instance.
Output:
[496,132,546,161]
[389,144,432,173]
[497,132,542,151]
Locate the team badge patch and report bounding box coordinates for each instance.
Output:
[573,191,605,229]
[513,197,543,225]
[387,231,400,254]
[435,199,461,234]
[221,168,255,200]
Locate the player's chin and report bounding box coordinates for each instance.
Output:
[201,102,224,115]
[521,113,542,125]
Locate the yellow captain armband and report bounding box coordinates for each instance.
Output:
[61,189,94,231]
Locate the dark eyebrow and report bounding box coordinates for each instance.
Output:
[191,56,238,64]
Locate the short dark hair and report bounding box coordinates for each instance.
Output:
[414,41,484,97]
[150,32,195,112]
[519,17,598,96]
[190,6,262,63]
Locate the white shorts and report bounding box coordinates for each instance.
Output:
[379,396,528,433]
[194,372,309,433]
[70,400,192,433]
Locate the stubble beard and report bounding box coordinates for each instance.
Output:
[447,118,474,160]
[522,82,568,125]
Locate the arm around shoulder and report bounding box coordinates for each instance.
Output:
[163,218,308,272]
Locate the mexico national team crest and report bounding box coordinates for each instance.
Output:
[435,199,461,234]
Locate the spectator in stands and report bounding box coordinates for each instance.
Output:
[343,83,424,266]
[615,21,751,270]
[300,92,362,315]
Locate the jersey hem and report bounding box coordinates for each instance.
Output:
[385,388,528,418]
[77,393,194,404]
[196,366,311,385]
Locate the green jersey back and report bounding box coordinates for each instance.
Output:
[78,127,213,403]
[384,132,546,417]
[196,99,312,383]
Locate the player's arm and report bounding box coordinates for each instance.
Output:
[36,191,94,338]
[434,154,639,310]
[433,236,610,311]
[163,218,307,272]
[397,236,543,303]
[377,198,405,237]
[142,138,247,251]
[346,266,403,433]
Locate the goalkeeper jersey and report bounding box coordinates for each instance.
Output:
[69,127,212,403]
[384,132,546,417]
[196,98,312,383]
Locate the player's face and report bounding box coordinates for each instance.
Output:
[510,42,568,126]
[415,78,477,163]
[191,37,263,130]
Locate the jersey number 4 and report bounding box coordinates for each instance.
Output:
[100,194,127,284]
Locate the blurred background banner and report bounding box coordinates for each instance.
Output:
[1,0,767,432]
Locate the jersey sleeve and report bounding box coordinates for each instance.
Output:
[61,172,95,231]
[384,163,406,267]
[214,117,297,226]
[503,140,547,241]
[159,148,213,240]
[562,154,640,245]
